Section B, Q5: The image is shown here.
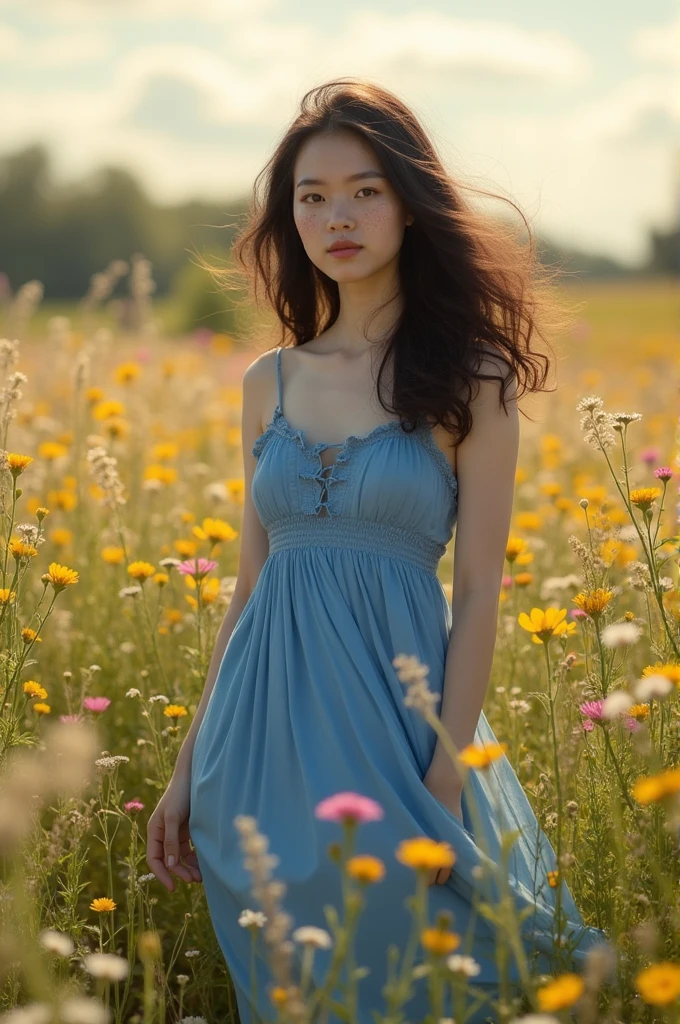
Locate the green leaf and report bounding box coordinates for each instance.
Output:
[327,999,351,1020]
[323,904,340,933]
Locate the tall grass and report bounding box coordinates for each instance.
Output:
[0,268,678,1023]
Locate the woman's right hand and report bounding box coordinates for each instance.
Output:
[146,772,203,892]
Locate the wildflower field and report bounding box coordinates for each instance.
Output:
[0,266,679,1024]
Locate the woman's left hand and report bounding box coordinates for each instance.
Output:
[422,764,465,886]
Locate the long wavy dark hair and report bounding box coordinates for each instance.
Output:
[196,77,574,447]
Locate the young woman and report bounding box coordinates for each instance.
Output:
[147,78,607,1023]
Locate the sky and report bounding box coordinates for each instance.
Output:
[1,0,678,267]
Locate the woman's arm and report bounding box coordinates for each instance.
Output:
[171,350,275,783]
[427,357,520,782]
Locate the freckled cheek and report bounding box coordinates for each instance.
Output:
[360,207,405,252]
[294,210,319,245]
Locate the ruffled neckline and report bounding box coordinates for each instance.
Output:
[253,405,458,498]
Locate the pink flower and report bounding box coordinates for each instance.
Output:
[193,328,213,347]
[579,699,605,720]
[135,347,151,364]
[583,719,594,732]
[501,574,512,588]
[640,446,660,466]
[315,792,384,824]
[570,608,589,621]
[653,466,673,482]
[624,717,641,733]
[124,799,144,812]
[83,696,111,713]
[176,558,218,579]
[59,713,84,724]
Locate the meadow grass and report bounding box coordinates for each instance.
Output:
[0,270,679,1023]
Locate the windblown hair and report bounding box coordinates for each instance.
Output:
[196,77,574,447]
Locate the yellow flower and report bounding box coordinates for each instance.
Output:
[85,386,105,403]
[21,628,42,644]
[38,441,69,461]
[572,589,613,619]
[516,551,534,566]
[199,578,221,604]
[540,481,562,498]
[10,539,38,561]
[632,768,680,805]
[93,399,126,421]
[175,539,198,558]
[144,465,177,485]
[514,512,543,532]
[420,927,461,955]
[537,973,584,1012]
[33,703,51,714]
[630,487,661,511]
[628,703,650,721]
[154,573,169,587]
[515,466,527,484]
[270,987,289,1007]
[547,870,560,888]
[540,434,562,454]
[458,741,508,770]
[346,855,385,884]
[517,607,568,643]
[24,681,48,699]
[514,572,533,587]
[226,479,245,503]
[600,538,637,567]
[101,546,125,565]
[164,704,188,720]
[45,563,80,592]
[114,361,142,385]
[90,897,116,913]
[0,589,17,604]
[50,528,73,548]
[6,453,34,476]
[46,489,77,511]
[579,485,607,505]
[192,517,238,545]
[127,561,156,581]
[105,417,130,440]
[35,507,49,521]
[164,608,184,625]
[635,962,680,1006]
[150,442,180,461]
[396,837,456,872]
[642,663,680,688]
[505,537,527,563]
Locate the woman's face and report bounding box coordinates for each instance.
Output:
[292,129,413,283]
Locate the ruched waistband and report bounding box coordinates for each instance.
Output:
[266,514,446,575]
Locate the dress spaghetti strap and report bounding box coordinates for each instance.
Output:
[276,348,283,411]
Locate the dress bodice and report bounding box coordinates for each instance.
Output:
[251,348,458,575]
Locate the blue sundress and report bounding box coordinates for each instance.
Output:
[189,346,607,1024]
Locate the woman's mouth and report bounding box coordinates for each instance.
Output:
[328,245,363,259]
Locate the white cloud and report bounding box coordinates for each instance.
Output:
[0,7,668,263]
[630,17,680,65]
[0,22,20,58]
[23,31,111,66]
[332,12,591,83]
[0,0,276,19]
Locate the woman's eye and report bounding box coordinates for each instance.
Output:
[300,187,377,203]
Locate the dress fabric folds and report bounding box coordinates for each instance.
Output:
[189,346,607,1024]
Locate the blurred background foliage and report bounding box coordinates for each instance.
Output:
[1,143,677,340]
